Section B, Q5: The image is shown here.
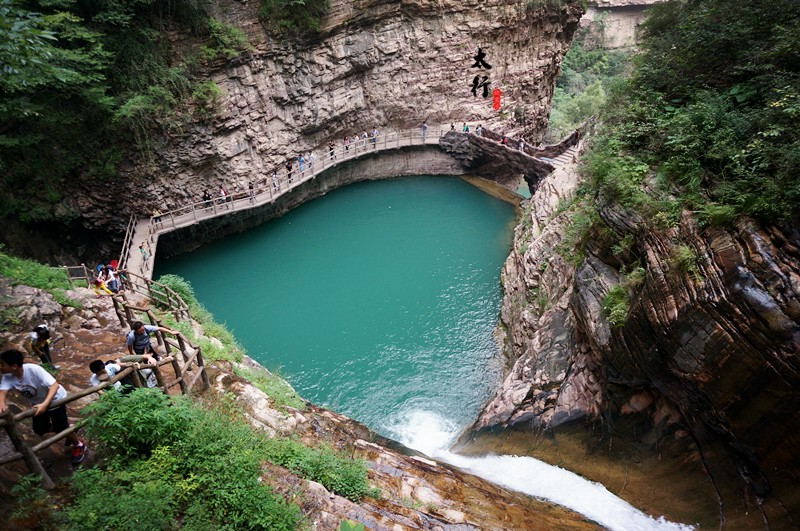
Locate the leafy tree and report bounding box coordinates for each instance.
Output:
[594,0,800,221]
[0,0,232,226]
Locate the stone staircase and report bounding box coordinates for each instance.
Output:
[550,145,579,167]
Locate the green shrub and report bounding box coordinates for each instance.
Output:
[601,284,628,327]
[81,388,194,461]
[556,199,598,266]
[66,467,175,531]
[10,474,61,529]
[198,18,250,61]
[72,391,304,530]
[192,80,223,116]
[262,438,378,502]
[670,244,698,275]
[260,0,330,34]
[591,0,800,221]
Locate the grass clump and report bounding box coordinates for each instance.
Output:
[198,18,251,61]
[670,244,699,277]
[155,274,245,362]
[260,0,330,34]
[234,364,305,410]
[0,249,83,309]
[601,284,628,327]
[262,437,379,502]
[556,198,598,267]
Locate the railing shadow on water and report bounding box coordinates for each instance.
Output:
[0,274,209,489]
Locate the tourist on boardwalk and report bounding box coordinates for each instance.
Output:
[202,189,212,210]
[307,151,315,171]
[501,135,507,145]
[371,127,379,148]
[139,242,150,265]
[298,154,305,175]
[248,181,255,203]
[286,160,294,183]
[29,324,55,367]
[126,321,176,361]
[343,135,350,153]
[0,349,87,464]
[518,137,526,152]
[218,187,229,209]
[361,130,368,150]
[328,141,336,161]
[462,123,470,133]
[421,121,428,143]
[475,124,483,136]
[450,123,455,131]
[91,274,113,297]
[100,265,120,293]
[271,171,279,191]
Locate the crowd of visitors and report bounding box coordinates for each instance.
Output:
[1,308,179,468]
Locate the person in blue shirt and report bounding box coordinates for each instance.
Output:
[126,321,176,361]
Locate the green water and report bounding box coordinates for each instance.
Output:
[155,176,515,437]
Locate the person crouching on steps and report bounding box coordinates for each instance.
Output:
[0,349,87,464]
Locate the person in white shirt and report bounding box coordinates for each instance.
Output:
[0,349,87,464]
[89,359,124,391]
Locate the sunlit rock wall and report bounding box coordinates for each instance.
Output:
[96,0,582,225]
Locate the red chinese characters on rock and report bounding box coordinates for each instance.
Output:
[492,88,501,110]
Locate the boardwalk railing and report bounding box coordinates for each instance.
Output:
[118,213,137,271]
[121,122,589,281]
[57,264,94,288]
[143,126,451,242]
[1,271,209,488]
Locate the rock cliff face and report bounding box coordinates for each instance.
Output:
[473,153,800,524]
[581,0,663,50]
[74,0,582,243]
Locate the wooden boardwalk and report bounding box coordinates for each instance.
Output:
[123,127,453,280]
[121,124,579,282]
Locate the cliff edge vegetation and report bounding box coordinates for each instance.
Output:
[471,0,800,527]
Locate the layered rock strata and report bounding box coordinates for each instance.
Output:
[73,0,582,245]
[473,154,800,524]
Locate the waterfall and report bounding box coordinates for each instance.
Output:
[386,409,696,531]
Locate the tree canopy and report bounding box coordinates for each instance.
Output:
[595,0,800,222]
[0,0,247,224]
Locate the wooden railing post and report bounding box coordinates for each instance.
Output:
[1,410,55,489]
[152,364,165,390]
[195,346,210,390]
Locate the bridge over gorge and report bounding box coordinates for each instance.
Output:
[119,124,587,282]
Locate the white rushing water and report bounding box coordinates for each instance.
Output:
[385,409,696,531]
